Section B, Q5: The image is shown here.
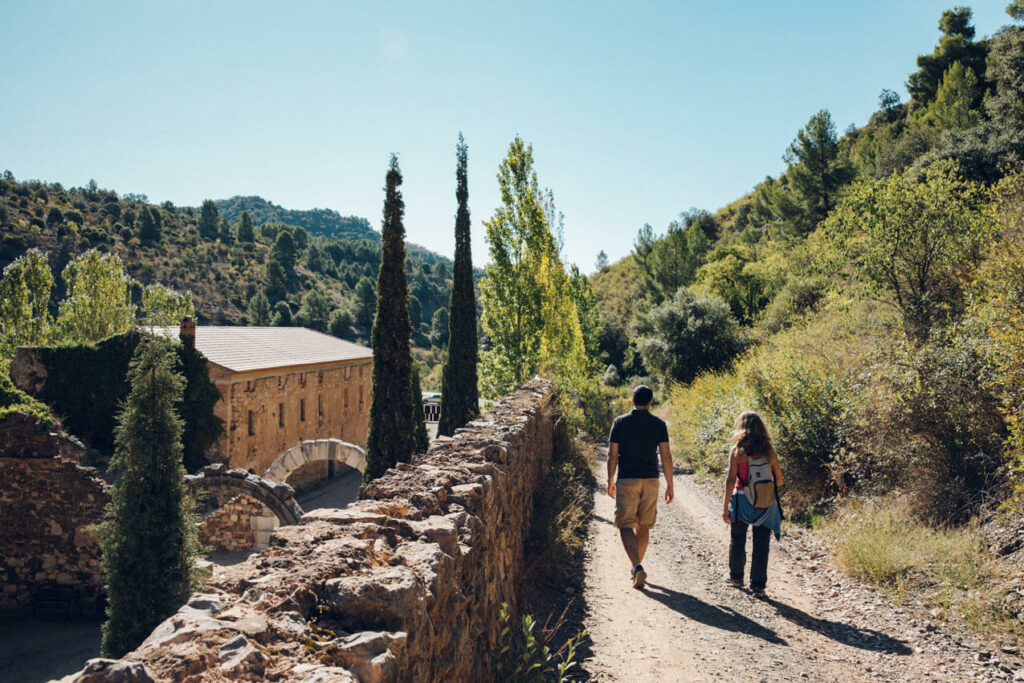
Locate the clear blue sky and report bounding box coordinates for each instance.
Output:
[0,1,1013,270]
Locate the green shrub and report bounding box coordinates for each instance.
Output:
[744,349,852,504]
[760,276,828,334]
[668,370,753,475]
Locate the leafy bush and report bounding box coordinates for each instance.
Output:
[633,287,745,384]
[668,371,753,475]
[744,349,853,504]
[760,276,828,334]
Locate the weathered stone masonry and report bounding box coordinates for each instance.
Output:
[68,378,558,682]
[0,414,109,614]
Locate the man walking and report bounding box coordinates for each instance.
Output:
[607,385,673,589]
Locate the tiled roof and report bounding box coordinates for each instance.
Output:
[151,326,372,373]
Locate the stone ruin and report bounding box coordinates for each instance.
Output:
[60,378,559,682]
[0,412,109,615]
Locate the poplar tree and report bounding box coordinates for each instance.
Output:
[364,156,415,482]
[437,134,479,435]
[96,337,200,658]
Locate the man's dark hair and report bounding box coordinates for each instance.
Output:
[632,385,654,406]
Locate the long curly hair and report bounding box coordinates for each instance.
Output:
[731,411,776,460]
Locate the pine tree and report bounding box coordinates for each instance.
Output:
[237,210,255,242]
[437,134,479,436]
[364,156,415,482]
[410,357,429,454]
[96,336,200,658]
[198,200,219,239]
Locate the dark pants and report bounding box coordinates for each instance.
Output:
[729,521,771,590]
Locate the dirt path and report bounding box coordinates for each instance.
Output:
[580,464,1006,682]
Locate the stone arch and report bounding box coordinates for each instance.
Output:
[186,464,304,527]
[263,439,366,484]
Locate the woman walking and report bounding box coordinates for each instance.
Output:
[722,411,783,596]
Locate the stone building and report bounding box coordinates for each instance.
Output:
[158,322,372,477]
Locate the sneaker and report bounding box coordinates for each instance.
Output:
[631,564,647,589]
[726,577,743,589]
[751,587,767,599]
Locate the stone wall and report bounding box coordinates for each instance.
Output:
[0,413,110,614]
[197,494,279,553]
[67,379,558,682]
[214,359,372,477]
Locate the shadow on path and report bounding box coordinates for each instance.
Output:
[643,582,788,646]
[764,597,912,655]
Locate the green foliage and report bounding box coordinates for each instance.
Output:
[479,138,592,401]
[56,249,135,344]
[364,156,415,483]
[918,61,981,130]
[246,291,272,325]
[972,170,1024,509]
[353,276,376,329]
[986,25,1024,130]
[141,283,194,326]
[907,7,988,104]
[297,290,330,332]
[214,195,376,241]
[410,357,429,454]
[273,229,298,271]
[631,215,708,304]
[668,371,753,476]
[489,602,587,683]
[744,348,852,498]
[237,210,255,242]
[780,109,856,233]
[96,336,202,658]
[438,136,480,435]
[329,307,355,339]
[823,160,994,341]
[0,248,53,355]
[430,307,449,348]
[272,300,292,326]
[29,330,222,464]
[0,358,54,427]
[198,199,219,239]
[136,206,162,244]
[633,288,744,385]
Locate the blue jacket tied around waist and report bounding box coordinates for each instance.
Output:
[729,492,782,540]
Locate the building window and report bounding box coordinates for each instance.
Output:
[278,403,284,428]
[344,366,351,380]
[359,366,364,379]
[344,388,349,408]
[248,410,254,436]
[318,395,323,417]
[300,398,306,422]
[358,386,363,407]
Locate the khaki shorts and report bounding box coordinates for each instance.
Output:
[614,478,659,528]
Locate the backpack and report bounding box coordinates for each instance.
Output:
[742,454,776,509]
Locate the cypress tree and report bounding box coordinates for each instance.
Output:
[96,336,200,658]
[364,156,415,482]
[437,134,479,436]
[410,356,429,454]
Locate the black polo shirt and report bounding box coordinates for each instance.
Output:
[609,409,669,480]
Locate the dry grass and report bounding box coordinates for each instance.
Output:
[824,498,1022,637]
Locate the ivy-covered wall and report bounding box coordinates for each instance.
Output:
[10,330,223,471]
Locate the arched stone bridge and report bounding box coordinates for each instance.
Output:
[186,464,304,527]
[263,438,366,483]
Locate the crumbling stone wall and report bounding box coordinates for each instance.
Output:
[197,494,279,552]
[0,413,110,614]
[67,379,558,682]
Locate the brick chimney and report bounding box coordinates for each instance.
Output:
[180,315,196,349]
